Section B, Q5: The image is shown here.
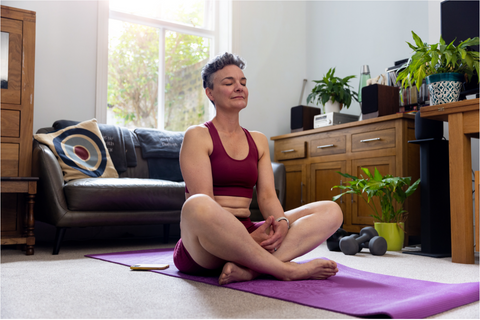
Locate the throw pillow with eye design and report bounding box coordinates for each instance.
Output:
[34,119,118,181]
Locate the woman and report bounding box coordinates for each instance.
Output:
[173,52,343,285]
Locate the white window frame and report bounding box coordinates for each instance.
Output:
[95,0,232,128]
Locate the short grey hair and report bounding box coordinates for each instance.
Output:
[201,52,246,89]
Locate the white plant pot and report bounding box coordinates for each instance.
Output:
[426,73,464,106]
[324,100,343,113]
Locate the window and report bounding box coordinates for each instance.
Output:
[96,0,231,131]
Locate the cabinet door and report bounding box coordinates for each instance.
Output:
[284,164,307,211]
[310,161,347,215]
[351,156,396,225]
[0,18,22,105]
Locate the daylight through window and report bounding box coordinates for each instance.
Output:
[107,0,214,130]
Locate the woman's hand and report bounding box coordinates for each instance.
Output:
[249,216,275,248]
[259,217,288,253]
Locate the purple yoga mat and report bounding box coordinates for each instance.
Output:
[86,248,479,318]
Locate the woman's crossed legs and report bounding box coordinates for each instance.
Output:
[177,194,343,285]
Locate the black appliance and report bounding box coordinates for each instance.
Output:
[290,105,320,133]
[361,84,399,119]
[441,0,480,98]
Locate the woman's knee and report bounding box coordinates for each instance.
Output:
[312,200,343,227]
[181,194,218,222]
[324,201,344,228]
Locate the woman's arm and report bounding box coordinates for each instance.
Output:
[179,125,215,198]
[251,132,289,250]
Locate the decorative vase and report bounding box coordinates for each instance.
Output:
[426,73,464,106]
[374,222,405,251]
[324,99,343,113]
[358,65,371,106]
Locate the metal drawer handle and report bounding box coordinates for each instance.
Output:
[281,149,295,153]
[300,182,304,205]
[317,144,334,149]
[360,137,381,143]
[339,180,343,204]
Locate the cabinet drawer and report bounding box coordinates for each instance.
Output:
[352,128,395,152]
[1,110,20,137]
[310,136,346,157]
[0,143,19,176]
[274,138,307,161]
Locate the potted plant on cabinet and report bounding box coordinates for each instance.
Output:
[307,67,359,114]
[331,167,420,251]
[396,31,479,106]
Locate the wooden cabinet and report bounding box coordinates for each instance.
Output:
[272,114,421,242]
[1,6,36,250]
[284,164,307,211]
[275,137,308,210]
[310,161,347,215]
[1,5,35,177]
[350,156,395,225]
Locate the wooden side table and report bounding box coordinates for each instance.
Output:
[1,177,38,255]
[421,98,479,264]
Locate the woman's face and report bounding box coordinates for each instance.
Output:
[206,64,248,111]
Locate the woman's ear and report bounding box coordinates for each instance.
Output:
[205,87,214,102]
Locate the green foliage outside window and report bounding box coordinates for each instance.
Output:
[164,31,210,131]
[107,9,210,130]
[108,23,160,129]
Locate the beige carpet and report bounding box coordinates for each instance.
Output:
[1,236,479,319]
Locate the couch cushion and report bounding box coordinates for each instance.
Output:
[64,178,186,211]
[34,119,118,181]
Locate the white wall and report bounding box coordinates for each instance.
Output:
[232,0,307,155]
[304,1,430,117]
[231,0,436,156]
[2,0,99,132]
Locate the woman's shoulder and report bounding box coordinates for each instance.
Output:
[185,123,209,137]
[183,124,213,150]
[247,130,269,158]
[248,130,268,143]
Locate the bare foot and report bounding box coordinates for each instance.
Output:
[219,259,338,284]
[287,259,338,281]
[218,262,259,285]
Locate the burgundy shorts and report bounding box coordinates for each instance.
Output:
[173,217,264,275]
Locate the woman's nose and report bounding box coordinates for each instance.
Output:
[234,82,244,91]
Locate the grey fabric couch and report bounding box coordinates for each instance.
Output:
[32,126,285,254]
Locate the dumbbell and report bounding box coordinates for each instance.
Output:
[361,236,388,255]
[326,228,348,251]
[339,227,387,256]
[343,234,364,253]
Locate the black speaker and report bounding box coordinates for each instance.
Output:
[441,0,479,97]
[361,85,399,119]
[404,139,451,257]
[290,105,321,133]
[441,0,479,52]
[415,111,444,140]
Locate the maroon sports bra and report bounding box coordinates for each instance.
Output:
[185,121,258,198]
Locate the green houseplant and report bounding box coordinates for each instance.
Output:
[396,31,479,105]
[307,68,358,114]
[332,168,420,250]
